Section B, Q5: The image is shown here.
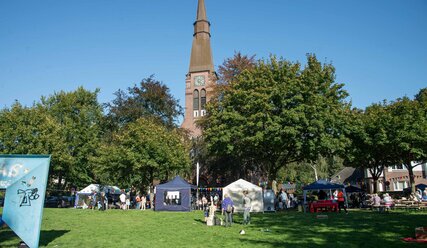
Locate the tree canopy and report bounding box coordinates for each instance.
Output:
[201,55,350,181]
[92,118,191,190]
[387,89,427,192]
[105,75,183,130]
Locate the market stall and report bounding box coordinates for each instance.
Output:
[155,176,196,212]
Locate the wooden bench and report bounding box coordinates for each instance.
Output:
[371,205,390,212]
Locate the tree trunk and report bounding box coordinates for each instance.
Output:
[62,178,68,190]
[268,164,278,182]
[57,172,62,191]
[372,179,378,193]
[405,163,416,193]
[310,164,318,181]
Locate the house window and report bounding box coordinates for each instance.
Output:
[393,181,408,191]
[201,89,206,110]
[193,90,199,110]
[391,165,404,170]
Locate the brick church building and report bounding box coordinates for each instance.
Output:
[181,0,217,137]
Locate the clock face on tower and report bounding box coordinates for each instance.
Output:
[194,75,205,86]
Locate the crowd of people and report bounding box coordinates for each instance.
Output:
[365,187,427,211]
[78,185,427,216]
[81,189,155,210]
[275,189,297,211]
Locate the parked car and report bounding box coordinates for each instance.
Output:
[44,196,73,208]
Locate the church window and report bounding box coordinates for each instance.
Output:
[201,89,206,110]
[193,90,199,110]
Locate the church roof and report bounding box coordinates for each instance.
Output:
[189,0,215,73]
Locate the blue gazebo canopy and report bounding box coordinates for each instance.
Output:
[155,176,196,212]
[302,180,347,212]
[345,185,365,193]
[156,176,197,190]
[416,184,427,191]
[303,180,345,191]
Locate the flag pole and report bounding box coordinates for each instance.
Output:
[196,162,200,210]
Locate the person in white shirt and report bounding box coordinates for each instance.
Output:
[119,190,126,210]
[280,189,288,209]
[333,190,338,201]
[242,190,252,225]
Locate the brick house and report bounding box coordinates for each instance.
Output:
[364,162,427,193]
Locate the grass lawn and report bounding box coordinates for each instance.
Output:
[1,208,426,247]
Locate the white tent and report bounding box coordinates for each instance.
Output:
[78,184,121,194]
[75,184,122,208]
[223,179,264,213]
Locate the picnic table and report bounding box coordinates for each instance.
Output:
[309,200,338,213]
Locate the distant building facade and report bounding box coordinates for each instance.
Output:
[181,0,217,137]
[382,162,427,192]
[334,163,427,193]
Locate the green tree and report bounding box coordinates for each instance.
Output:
[345,104,393,193]
[201,55,350,181]
[105,75,183,130]
[387,89,427,192]
[0,102,72,189]
[92,118,191,190]
[39,87,103,189]
[191,53,256,185]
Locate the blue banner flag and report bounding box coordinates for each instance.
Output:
[0,155,51,248]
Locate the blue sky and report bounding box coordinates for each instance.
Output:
[1,0,426,112]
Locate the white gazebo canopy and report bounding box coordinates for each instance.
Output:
[223,179,264,212]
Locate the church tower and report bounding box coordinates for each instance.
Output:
[181,0,217,137]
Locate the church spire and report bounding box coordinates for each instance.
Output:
[189,0,214,73]
[197,0,207,21]
[182,0,216,137]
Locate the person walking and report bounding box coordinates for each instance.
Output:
[242,190,252,225]
[222,194,234,227]
[337,189,348,214]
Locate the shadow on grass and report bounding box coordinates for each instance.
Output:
[0,229,69,247]
[193,218,205,224]
[234,211,427,248]
[40,230,70,246]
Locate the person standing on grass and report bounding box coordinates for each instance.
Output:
[337,189,348,214]
[222,194,234,227]
[126,191,131,210]
[141,195,146,210]
[135,195,141,209]
[202,195,208,209]
[333,189,338,201]
[149,191,154,209]
[120,190,126,210]
[100,192,106,211]
[92,191,97,210]
[280,189,288,210]
[242,190,252,225]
